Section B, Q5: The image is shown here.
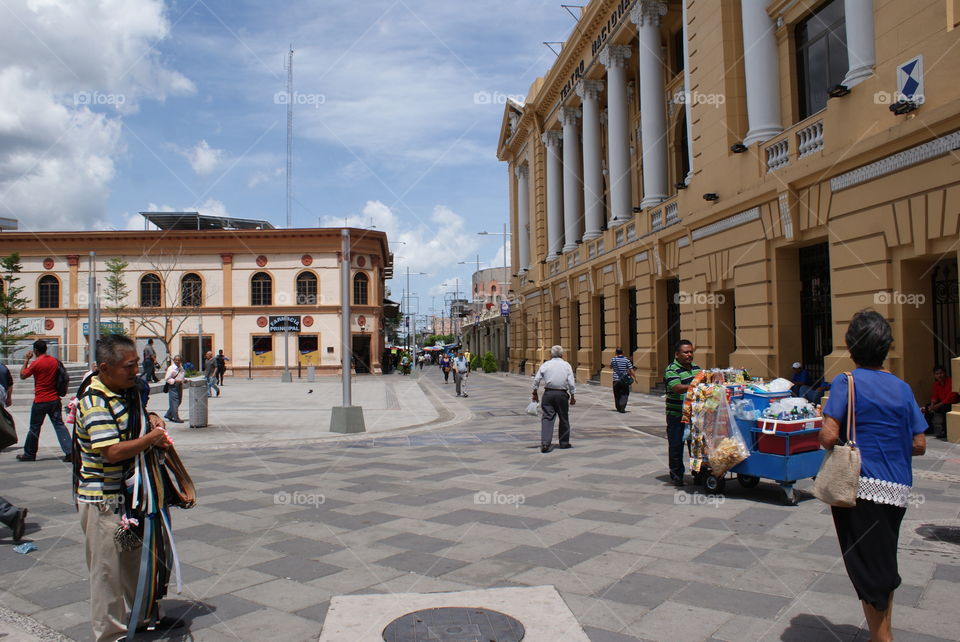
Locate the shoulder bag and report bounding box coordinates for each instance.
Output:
[812,372,861,507]
[0,406,17,450]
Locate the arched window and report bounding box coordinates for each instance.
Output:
[296,272,317,305]
[181,273,202,307]
[251,272,272,306]
[353,272,369,305]
[140,274,161,307]
[37,275,59,308]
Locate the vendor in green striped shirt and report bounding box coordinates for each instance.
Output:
[664,340,700,486]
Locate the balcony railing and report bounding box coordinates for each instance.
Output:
[796,119,824,159]
[764,114,825,172]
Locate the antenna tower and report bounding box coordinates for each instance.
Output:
[285,46,293,228]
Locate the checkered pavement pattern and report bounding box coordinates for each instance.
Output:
[1,370,959,641]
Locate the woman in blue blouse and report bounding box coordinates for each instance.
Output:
[821,310,926,642]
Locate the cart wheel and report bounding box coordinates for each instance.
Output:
[693,470,707,486]
[705,475,726,493]
[737,474,760,489]
[783,487,798,506]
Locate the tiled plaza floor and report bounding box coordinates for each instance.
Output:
[2,368,959,641]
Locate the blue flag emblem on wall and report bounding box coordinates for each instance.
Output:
[897,55,923,102]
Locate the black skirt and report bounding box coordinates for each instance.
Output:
[831,498,906,611]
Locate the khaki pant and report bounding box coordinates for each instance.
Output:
[80,502,140,642]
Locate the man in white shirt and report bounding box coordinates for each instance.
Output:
[453,351,470,398]
[531,345,576,453]
[163,355,185,423]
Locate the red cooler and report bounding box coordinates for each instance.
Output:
[757,418,822,455]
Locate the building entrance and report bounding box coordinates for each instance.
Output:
[799,243,832,383]
[932,259,959,368]
[181,335,212,371]
[352,335,371,373]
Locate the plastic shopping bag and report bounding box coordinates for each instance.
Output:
[526,401,541,416]
[705,391,750,476]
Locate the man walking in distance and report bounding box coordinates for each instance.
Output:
[203,351,220,397]
[214,349,229,386]
[531,345,576,453]
[453,350,470,397]
[611,347,637,413]
[664,340,701,486]
[163,355,185,423]
[142,338,158,382]
[75,334,174,642]
[17,340,71,462]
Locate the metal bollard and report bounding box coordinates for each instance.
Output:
[307,365,315,382]
[186,377,208,428]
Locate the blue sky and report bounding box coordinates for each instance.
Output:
[0,0,574,305]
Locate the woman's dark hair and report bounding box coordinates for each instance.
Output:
[845,309,892,367]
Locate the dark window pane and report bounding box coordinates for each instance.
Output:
[38,276,59,308]
[296,272,317,305]
[181,273,202,307]
[251,272,272,306]
[796,0,847,119]
[140,274,161,307]
[353,273,368,305]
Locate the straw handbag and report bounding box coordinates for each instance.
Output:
[812,372,860,507]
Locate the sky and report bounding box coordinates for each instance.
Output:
[0,0,575,311]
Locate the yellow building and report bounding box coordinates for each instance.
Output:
[498,0,960,439]
[0,213,393,376]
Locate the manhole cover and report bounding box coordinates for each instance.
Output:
[382,606,525,641]
[916,524,960,545]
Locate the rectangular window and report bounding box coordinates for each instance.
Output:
[672,28,685,76]
[796,0,847,120]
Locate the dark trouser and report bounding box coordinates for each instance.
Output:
[142,358,156,382]
[613,381,631,412]
[666,415,685,482]
[216,367,225,385]
[23,400,71,457]
[0,496,19,529]
[443,368,450,382]
[166,385,183,420]
[454,370,467,395]
[541,389,570,446]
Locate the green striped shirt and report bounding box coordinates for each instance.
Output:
[75,378,133,502]
[665,359,701,417]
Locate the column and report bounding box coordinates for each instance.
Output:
[631,0,669,208]
[598,44,633,226]
[576,79,605,240]
[741,0,783,146]
[681,0,694,183]
[515,164,531,273]
[559,106,584,253]
[842,0,875,88]
[542,130,564,261]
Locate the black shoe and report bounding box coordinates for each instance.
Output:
[540,444,550,453]
[617,409,626,413]
[558,443,572,449]
[673,479,685,487]
[170,419,185,423]
[12,507,27,541]
[62,454,72,462]
[15,454,36,462]
[461,394,469,398]
[137,617,185,633]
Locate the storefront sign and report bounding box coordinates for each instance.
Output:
[82,321,125,336]
[559,0,633,100]
[500,301,510,317]
[19,318,46,335]
[268,315,301,332]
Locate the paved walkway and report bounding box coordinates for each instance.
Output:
[1,368,958,641]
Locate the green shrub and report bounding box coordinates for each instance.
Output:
[469,353,481,370]
[481,351,497,373]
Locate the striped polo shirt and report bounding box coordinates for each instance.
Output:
[611,355,633,382]
[75,377,134,502]
[664,359,701,418]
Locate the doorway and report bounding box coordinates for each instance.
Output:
[799,243,832,382]
[298,334,319,366]
[932,259,959,368]
[181,335,212,371]
[352,335,371,373]
[714,290,736,367]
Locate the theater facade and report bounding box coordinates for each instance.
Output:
[498,0,960,437]
[0,214,392,376]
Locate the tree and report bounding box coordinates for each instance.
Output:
[0,253,29,359]
[103,257,130,323]
[132,248,210,362]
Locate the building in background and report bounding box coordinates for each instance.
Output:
[462,266,511,369]
[498,0,960,437]
[0,213,393,376]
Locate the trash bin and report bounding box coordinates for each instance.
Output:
[186,377,208,428]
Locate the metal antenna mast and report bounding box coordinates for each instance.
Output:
[285,46,293,229]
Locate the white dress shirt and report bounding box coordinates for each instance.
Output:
[532,357,576,394]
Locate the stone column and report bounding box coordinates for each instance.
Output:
[681,0,694,183]
[515,164,531,274]
[741,0,783,146]
[631,0,669,208]
[842,0,875,88]
[559,107,584,253]
[542,130,564,261]
[599,44,633,227]
[576,79,605,241]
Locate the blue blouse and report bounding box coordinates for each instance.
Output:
[824,369,925,488]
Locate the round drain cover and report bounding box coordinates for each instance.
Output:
[382,606,525,641]
[916,524,960,545]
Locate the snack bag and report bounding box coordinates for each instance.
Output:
[705,391,750,476]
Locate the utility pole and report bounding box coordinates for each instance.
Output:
[87,252,97,369]
[331,228,365,433]
[285,46,293,229]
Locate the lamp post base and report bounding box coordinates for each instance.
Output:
[330,406,366,433]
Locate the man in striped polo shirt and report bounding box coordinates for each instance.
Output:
[610,348,636,413]
[664,340,700,486]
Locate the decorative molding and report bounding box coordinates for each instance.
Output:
[635,251,648,262]
[541,130,563,148]
[558,106,581,126]
[514,164,529,179]
[598,44,632,69]
[630,0,668,28]
[575,79,604,101]
[677,236,690,248]
[831,129,960,192]
[691,207,761,241]
[602,264,614,274]
[578,274,588,282]
[778,192,793,240]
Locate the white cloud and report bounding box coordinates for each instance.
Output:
[182,139,226,175]
[247,167,283,188]
[195,198,230,218]
[0,0,193,229]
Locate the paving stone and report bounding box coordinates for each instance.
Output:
[599,572,687,607]
[556,532,630,557]
[495,544,588,569]
[630,601,733,642]
[428,508,550,530]
[21,580,90,609]
[672,581,791,618]
[583,625,649,641]
[573,509,644,525]
[264,536,344,557]
[375,532,457,553]
[694,542,770,569]
[249,555,344,582]
[375,550,470,577]
[233,578,332,612]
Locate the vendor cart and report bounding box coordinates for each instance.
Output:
[690,387,825,505]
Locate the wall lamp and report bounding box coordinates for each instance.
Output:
[703,193,720,202]
[730,142,748,153]
[632,206,643,213]
[889,100,918,115]
[675,182,688,190]
[827,84,850,98]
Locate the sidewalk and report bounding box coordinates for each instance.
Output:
[1,368,958,641]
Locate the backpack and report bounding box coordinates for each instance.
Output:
[55,360,70,397]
